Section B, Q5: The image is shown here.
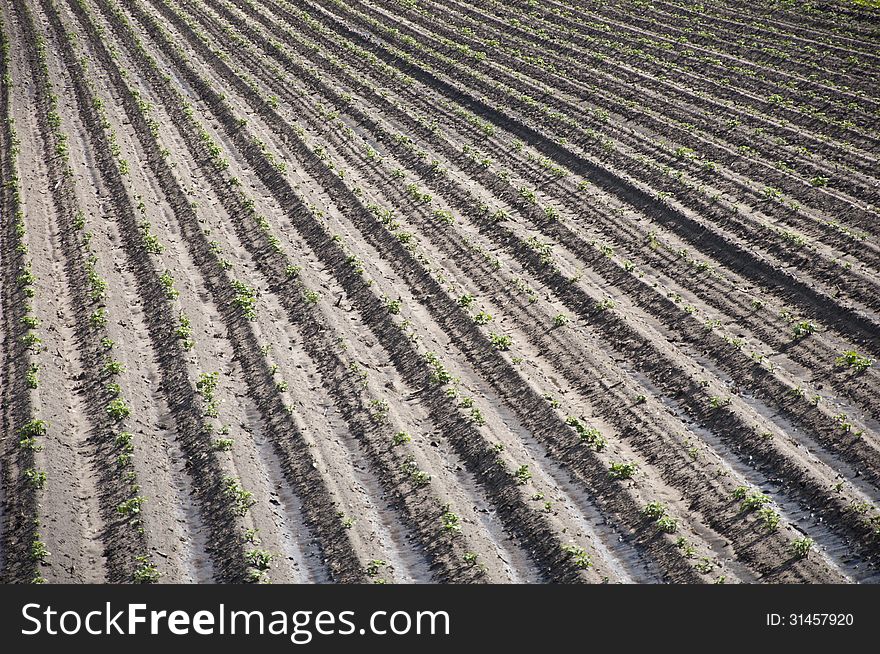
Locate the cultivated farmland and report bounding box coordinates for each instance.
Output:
[1,0,879,585]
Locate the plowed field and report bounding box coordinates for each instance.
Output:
[1,0,879,584]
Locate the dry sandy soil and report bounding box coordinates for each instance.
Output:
[1,0,879,584]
